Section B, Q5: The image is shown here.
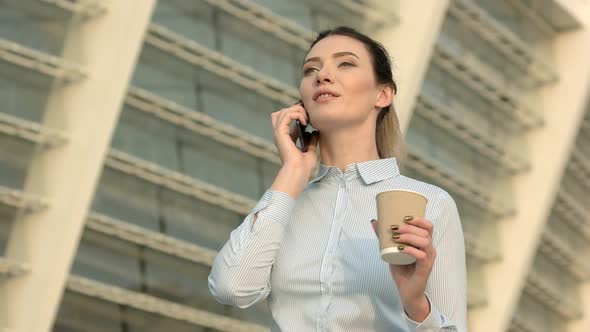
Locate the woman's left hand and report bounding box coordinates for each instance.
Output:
[371,217,436,322]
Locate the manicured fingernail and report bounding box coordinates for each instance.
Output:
[392,233,400,240]
[398,244,406,250]
[370,219,376,223]
[390,224,399,231]
[403,216,413,223]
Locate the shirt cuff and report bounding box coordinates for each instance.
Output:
[403,293,443,332]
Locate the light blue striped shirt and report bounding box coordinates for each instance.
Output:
[209,158,467,331]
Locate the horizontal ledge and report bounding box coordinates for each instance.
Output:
[553,190,590,240]
[204,0,398,35]
[125,87,280,165]
[37,0,107,17]
[145,23,298,105]
[86,212,217,267]
[66,275,268,332]
[0,186,48,213]
[105,149,256,216]
[299,0,399,28]
[201,0,313,50]
[506,0,560,36]
[432,42,543,129]
[524,273,583,320]
[0,112,68,148]
[569,146,590,185]
[537,231,590,281]
[448,0,557,85]
[0,38,86,82]
[405,150,513,218]
[325,0,399,27]
[415,94,530,173]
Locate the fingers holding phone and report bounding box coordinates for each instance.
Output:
[295,119,308,152]
[295,100,319,154]
[295,100,312,152]
[271,103,308,161]
[268,102,319,199]
[270,101,318,169]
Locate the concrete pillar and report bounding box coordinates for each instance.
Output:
[565,5,590,332]
[569,280,590,331]
[0,2,156,331]
[374,0,450,134]
[468,9,590,331]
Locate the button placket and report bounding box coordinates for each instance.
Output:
[317,175,348,331]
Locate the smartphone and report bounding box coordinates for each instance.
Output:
[295,100,311,152]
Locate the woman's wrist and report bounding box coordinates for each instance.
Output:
[403,293,430,323]
[270,163,311,199]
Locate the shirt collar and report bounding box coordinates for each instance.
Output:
[310,157,401,185]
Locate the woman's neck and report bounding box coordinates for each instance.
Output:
[319,127,380,172]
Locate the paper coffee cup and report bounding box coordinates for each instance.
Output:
[376,189,428,265]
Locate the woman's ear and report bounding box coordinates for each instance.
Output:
[375,84,394,109]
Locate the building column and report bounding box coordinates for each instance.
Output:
[0,2,156,332]
[569,280,590,331]
[563,4,590,331]
[374,0,450,134]
[468,9,590,332]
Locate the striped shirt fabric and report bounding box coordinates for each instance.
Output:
[208,157,467,331]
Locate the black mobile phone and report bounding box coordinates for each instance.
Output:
[295,100,311,152]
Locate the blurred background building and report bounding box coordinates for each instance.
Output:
[0,0,589,331]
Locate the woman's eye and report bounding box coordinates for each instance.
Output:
[303,67,318,75]
[303,62,354,75]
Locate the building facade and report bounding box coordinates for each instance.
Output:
[0,1,589,331]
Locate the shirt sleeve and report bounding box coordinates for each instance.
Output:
[403,190,468,332]
[208,189,296,308]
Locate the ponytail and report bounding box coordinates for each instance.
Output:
[376,104,405,161]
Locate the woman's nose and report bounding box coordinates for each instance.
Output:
[316,68,333,84]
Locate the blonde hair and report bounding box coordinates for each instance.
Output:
[376,103,405,161]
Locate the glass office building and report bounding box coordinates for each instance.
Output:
[0,1,588,331]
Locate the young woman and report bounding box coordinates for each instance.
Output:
[209,27,467,332]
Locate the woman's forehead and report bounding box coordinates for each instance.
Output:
[305,35,368,60]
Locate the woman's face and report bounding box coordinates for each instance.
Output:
[299,35,387,132]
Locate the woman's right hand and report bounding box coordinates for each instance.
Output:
[271,103,320,177]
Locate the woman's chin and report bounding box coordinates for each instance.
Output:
[310,120,353,133]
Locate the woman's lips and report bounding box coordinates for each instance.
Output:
[315,95,339,103]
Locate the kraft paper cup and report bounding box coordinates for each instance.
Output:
[376,189,428,265]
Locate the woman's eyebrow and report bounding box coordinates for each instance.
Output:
[303,51,359,65]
